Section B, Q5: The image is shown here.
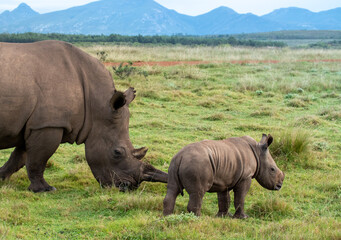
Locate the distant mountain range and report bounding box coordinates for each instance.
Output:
[0,0,340,35]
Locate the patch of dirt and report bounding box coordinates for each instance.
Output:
[104,60,210,67]
[103,59,341,67]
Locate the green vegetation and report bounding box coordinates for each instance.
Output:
[0,32,286,47]
[309,40,341,49]
[1,45,341,239]
[235,30,341,40]
[112,62,149,80]
[2,30,341,48]
[235,30,341,47]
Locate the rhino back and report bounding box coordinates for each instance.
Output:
[178,139,257,192]
[0,40,114,145]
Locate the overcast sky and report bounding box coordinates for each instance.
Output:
[0,0,340,16]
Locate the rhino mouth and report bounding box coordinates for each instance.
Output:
[115,181,140,192]
[112,173,139,192]
[274,183,282,190]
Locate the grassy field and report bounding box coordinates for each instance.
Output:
[1,45,340,239]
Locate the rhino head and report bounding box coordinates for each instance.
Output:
[254,134,285,191]
[84,87,168,191]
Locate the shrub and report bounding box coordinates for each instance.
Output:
[96,51,108,62]
[112,61,136,79]
[112,62,149,80]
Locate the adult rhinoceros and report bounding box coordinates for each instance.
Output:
[0,40,167,192]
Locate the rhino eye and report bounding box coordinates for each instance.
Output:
[113,149,123,156]
[270,167,276,172]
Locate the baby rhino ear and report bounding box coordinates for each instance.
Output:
[267,134,273,147]
[260,133,273,149]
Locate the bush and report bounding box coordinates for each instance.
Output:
[112,62,149,80]
[96,51,108,62]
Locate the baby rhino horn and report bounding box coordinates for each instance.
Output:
[132,147,148,160]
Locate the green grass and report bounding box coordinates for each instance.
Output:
[1,46,341,239]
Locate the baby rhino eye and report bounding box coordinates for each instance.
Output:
[270,167,276,172]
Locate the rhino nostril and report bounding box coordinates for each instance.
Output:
[275,184,282,190]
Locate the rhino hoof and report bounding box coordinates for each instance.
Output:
[216,212,233,218]
[28,185,57,193]
[233,213,249,219]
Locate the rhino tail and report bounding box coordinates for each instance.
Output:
[169,155,184,196]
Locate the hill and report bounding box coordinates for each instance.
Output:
[0,0,340,35]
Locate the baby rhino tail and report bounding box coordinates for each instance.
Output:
[163,155,185,216]
[168,155,184,196]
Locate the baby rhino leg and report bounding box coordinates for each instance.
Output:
[187,191,205,216]
[182,166,212,216]
[163,186,181,216]
[233,178,252,219]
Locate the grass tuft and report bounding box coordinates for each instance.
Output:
[248,197,294,219]
[270,129,314,167]
[72,154,86,163]
[319,107,341,121]
[286,98,307,108]
[294,115,322,126]
[162,212,199,226]
[203,113,225,121]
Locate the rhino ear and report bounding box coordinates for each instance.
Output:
[124,87,136,106]
[260,133,273,149]
[132,147,148,160]
[110,91,126,111]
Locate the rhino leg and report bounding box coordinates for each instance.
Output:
[216,190,232,217]
[233,178,251,219]
[25,128,63,193]
[0,146,26,180]
[163,188,180,216]
[187,191,205,216]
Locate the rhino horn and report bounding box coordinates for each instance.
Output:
[132,147,148,160]
[141,163,168,183]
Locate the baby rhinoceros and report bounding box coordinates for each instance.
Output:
[163,134,285,219]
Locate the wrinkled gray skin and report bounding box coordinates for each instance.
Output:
[0,40,167,193]
[163,134,285,218]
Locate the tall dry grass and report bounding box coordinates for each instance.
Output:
[79,44,341,62]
